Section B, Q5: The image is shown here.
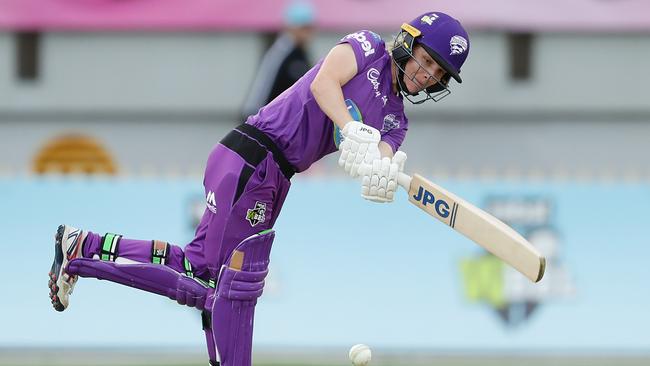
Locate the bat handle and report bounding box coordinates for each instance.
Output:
[397,172,412,191]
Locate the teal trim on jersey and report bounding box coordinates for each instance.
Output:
[345,99,363,122]
[334,99,364,148]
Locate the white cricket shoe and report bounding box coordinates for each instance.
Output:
[48,224,86,311]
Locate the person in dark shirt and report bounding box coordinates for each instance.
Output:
[241,1,315,119]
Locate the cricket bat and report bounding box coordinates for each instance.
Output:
[397,172,546,283]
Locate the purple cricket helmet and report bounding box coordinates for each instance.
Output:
[392,12,470,103]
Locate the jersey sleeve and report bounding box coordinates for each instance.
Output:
[380,113,408,153]
[338,30,385,74]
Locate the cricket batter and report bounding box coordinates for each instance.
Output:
[48,12,470,366]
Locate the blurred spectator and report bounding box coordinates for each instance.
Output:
[241,1,315,120]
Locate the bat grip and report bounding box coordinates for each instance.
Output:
[397,172,412,191]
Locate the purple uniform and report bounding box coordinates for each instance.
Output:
[248,30,408,172]
[66,29,409,366]
[54,11,472,366]
[80,29,407,279]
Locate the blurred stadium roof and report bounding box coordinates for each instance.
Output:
[1,0,649,32]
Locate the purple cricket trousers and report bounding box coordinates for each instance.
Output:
[73,124,293,365]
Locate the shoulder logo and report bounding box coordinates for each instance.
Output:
[246,201,267,227]
[450,35,468,55]
[206,191,217,214]
[345,32,375,57]
[368,31,382,42]
[420,13,439,26]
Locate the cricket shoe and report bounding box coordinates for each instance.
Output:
[48,225,86,312]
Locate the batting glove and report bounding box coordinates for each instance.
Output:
[338,121,381,178]
[361,151,407,203]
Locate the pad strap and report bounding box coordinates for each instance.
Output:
[151,240,169,265]
[183,255,216,288]
[196,277,216,289]
[183,256,194,278]
[100,233,121,262]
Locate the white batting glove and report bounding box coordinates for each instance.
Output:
[361,151,407,203]
[338,121,381,178]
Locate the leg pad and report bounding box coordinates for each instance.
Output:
[210,230,275,366]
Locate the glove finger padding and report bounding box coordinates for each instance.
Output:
[378,177,388,192]
[370,175,379,186]
[393,150,407,170]
[361,176,370,195]
[338,139,350,167]
[349,140,360,153]
[360,151,408,203]
[352,144,380,178]
[380,157,390,183]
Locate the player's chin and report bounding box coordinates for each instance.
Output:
[406,80,428,95]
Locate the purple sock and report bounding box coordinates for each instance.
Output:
[81,231,187,275]
[82,231,101,259]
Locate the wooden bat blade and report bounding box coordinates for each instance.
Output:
[405,173,545,283]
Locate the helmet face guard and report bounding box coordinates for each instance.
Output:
[391,13,470,104]
[392,25,451,104]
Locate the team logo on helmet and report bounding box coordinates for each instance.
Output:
[420,13,439,26]
[450,35,468,55]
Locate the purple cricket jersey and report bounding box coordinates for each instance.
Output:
[60,30,416,366]
[246,30,409,173]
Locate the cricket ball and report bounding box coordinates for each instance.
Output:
[349,344,372,366]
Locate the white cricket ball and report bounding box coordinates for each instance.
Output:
[348,344,372,366]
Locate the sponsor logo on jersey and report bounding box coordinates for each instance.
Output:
[368,31,382,42]
[366,68,388,106]
[345,32,375,57]
[450,35,468,55]
[206,191,217,214]
[381,114,399,133]
[420,13,439,26]
[246,201,267,227]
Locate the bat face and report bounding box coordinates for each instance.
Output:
[411,185,459,228]
[406,174,545,283]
